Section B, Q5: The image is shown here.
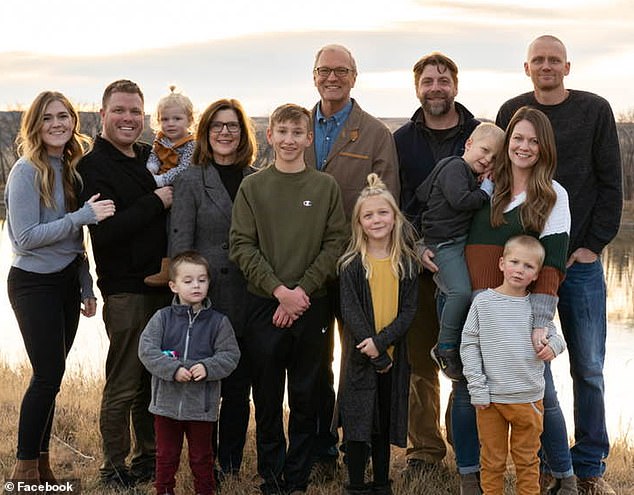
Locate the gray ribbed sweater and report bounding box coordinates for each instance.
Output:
[460,288,566,405]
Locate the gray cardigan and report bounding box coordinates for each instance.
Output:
[5,156,96,297]
[169,163,254,337]
[333,255,418,447]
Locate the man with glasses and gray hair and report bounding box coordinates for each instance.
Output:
[307,44,399,218]
[304,43,400,480]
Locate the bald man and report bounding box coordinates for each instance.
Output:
[497,35,622,495]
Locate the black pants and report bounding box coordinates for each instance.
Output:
[214,336,251,474]
[312,282,339,461]
[245,293,330,493]
[346,370,392,488]
[7,261,81,460]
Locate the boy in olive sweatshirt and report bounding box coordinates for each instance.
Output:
[230,103,348,495]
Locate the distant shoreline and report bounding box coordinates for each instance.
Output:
[1,114,632,221]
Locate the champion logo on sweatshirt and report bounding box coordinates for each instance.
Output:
[303,200,313,207]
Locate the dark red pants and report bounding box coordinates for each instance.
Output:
[154,415,215,495]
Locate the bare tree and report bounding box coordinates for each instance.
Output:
[617,108,634,123]
[0,110,22,181]
[1,111,632,219]
[78,111,102,140]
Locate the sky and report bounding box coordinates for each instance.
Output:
[1,0,633,120]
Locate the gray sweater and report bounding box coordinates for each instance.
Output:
[5,156,96,297]
[461,289,566,405]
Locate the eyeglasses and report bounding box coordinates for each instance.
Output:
[210,121,241,134]
[313,67,353,78]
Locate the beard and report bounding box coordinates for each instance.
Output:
[420,94,453,116]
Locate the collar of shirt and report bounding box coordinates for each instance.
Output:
[314,100,353,170]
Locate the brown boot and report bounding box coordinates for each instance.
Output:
[38,452,57,483]
[144,257,170,287]
[9,458,40,482]
[460,473,482,495]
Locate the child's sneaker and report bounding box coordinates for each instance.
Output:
[430,344,463,381]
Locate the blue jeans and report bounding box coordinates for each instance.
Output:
[452,363,573,477]
[430,236,471,347]
[557,260,609,478]
[540,363,575,478]
[451,379,480,475]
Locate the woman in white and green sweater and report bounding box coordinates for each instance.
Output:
[423,106,575,492]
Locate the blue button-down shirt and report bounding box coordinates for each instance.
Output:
[314,100,353,170]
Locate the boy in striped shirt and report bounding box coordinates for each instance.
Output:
[460,235,566,494]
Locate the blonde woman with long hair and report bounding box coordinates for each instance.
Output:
[5,91,115,483]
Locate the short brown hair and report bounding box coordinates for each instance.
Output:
[269,103,311,129]
[169,251,210,281]
[413,52,458,88]
[102,79,144,109]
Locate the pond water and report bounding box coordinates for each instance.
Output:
[0,225,633,443]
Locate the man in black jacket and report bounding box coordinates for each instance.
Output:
[393,52,480,494]
[78,79,173,489]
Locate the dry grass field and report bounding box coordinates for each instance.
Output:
[1,363,632,494]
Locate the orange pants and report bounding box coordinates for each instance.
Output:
[476,401,543,495]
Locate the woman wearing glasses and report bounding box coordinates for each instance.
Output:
[169,99,258,482]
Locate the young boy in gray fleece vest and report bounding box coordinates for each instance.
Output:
[139,251,239,495]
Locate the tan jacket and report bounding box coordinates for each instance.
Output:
[306,99,400,220]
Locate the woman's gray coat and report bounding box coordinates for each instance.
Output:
[169,163,254,337]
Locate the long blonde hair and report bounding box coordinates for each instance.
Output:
[339,173,420,279]
[491,106,557,233]
[15,91,91,210]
